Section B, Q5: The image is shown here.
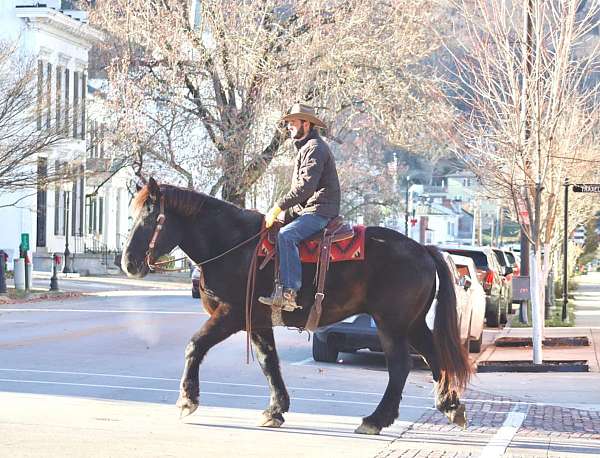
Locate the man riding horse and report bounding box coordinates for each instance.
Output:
[258,103,341,312]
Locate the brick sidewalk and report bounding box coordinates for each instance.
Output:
[376,388,600,457]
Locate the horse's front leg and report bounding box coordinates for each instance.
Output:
[177,303,240,418]
[251,328,290,428]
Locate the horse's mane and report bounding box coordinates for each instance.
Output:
[132,183,243,218]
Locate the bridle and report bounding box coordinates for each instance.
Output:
[145,195,166,271]
[143,194,269,272]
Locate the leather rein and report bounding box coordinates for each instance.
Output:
[144,196,268,272]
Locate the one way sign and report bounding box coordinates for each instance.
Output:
[572,184,600,193]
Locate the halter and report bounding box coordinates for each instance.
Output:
[145,196,166,271]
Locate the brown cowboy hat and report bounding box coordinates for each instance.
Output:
[280,103,326,129]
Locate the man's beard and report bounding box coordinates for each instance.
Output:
[291,124,306,140]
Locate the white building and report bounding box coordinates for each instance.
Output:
[0,1,130,274]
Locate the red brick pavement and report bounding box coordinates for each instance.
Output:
[376,387,600,457]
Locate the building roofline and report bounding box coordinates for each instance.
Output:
[16,7,104,47]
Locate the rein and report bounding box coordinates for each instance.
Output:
[144,197,269,272]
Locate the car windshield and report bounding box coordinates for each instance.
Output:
[444,250,488,269]
[492,249,507,266]
[505,252,516,264]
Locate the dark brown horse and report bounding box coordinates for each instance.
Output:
[122,178,472,434]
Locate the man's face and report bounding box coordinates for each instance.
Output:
[286,118,308,140]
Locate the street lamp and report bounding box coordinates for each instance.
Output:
[63,190,72,273]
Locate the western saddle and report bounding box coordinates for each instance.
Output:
[259,216,354,331]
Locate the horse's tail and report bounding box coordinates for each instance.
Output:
[425,246,472,393]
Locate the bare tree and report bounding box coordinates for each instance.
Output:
[0,40,72,193]
[445,0,600,362]
[90,0,449,206]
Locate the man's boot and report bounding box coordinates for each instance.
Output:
[259,284,302,312]
[281,288,302,312]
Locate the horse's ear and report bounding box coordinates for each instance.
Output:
[148,177,160,201]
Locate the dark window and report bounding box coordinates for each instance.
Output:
[71,179,78,236]
[46,62,52,128]
[37,60,43,130]
[444,249,489,269]
[98,197,104,235]
[81,73,86,139]
[505,252,516,264]
[73,71,79,138]
[88,196,97,234]
[65,69,70,131]
[56,65,61,130]
[36,157,48,247]
[492,249,507,267]
[100,123,105,157]
[78,165,84,235]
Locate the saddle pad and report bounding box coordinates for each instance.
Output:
[258,225,366,263]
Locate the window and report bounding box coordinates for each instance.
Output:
[65,69,70,130]
[36,157,48,247]
[100,123,105,157]
[46,63,52,129]
[37,60,43,130]
[87,196,97,234]
[73,71,79,138]
[81,73,86,139]
[56,65,62,129]
[78,166,84,235]
[98,197,104,235]
[54,188,66,236]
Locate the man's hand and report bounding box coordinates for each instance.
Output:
[264,206,282,228]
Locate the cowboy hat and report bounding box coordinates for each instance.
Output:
[280,103,326,129]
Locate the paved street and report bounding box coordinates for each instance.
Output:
[1,274,599,457]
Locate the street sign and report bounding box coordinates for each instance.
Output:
[20,233,29,251]
[572,184,600,193]
[512,276,530,301]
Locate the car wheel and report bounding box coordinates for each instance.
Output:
[469,330,483,353]
[312,336,338,363]
[486,309,500,327]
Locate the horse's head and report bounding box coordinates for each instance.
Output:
[122,177,183,277]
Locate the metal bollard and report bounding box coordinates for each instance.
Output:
[0,251,7,294]
[50,254,60,291]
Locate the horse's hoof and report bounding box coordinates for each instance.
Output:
[259,414,284,428]
[446,404,467,428]
[176,397,198,419]
[354,421,381,435]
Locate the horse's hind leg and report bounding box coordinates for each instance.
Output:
[251,328,290,428]
[409,324,467,428]
[355,328,412,435]
[177,303,240,418]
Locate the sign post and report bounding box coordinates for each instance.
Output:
[564,183,600,320]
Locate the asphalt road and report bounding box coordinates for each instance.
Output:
[0,278,438,457]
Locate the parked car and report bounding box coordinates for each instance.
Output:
[449,254,486,352]
[312,249,478,363]
[191,266,201,298]
[492,248,514,313]
[437,245,508,327]
[503,250,520,277]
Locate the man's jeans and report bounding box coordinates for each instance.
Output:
[278,213,330,291]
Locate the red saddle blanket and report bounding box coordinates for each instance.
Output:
[258,225,366,263]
